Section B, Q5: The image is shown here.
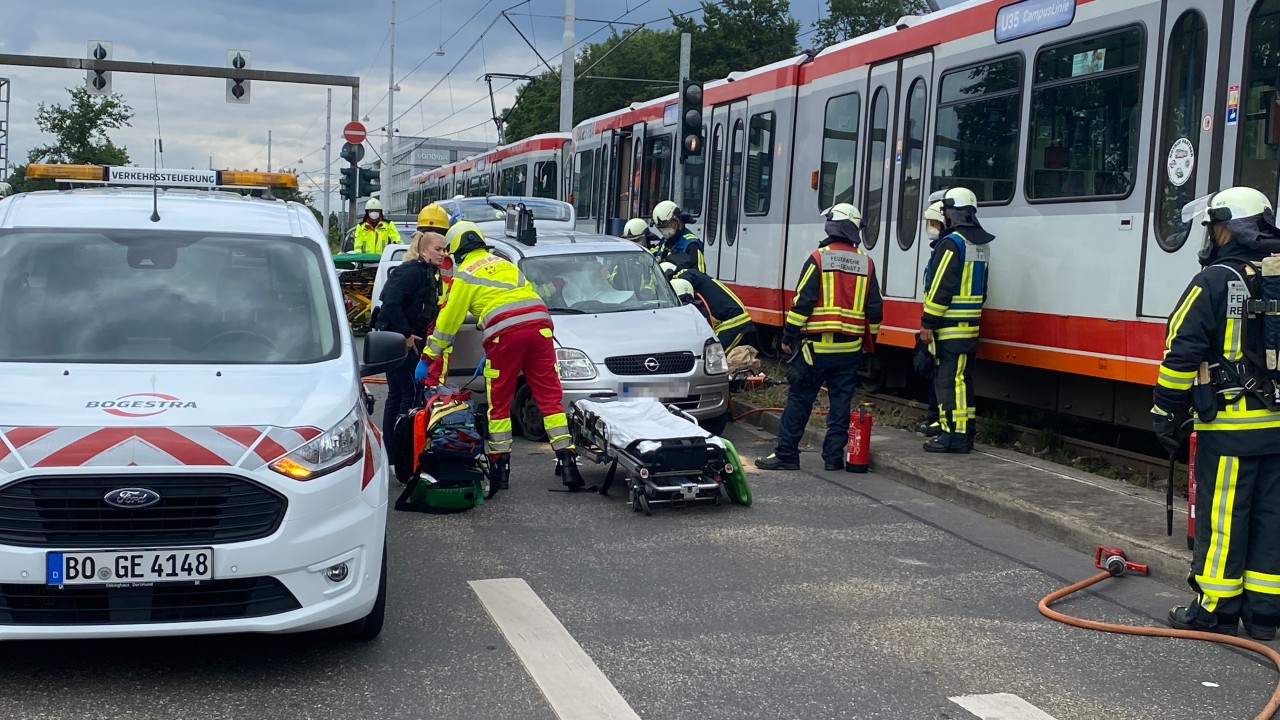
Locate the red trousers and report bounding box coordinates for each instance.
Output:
[483,323,572,453]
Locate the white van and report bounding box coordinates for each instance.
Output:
[0,167,407,640]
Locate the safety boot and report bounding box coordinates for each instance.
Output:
[923,432,972,454]
[1168,605,1238,635]
[487,454,510,499]
[556,449,586,490]
[1243,611,1277,641]
[913,421,942,438]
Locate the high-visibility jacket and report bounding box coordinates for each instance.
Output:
[783,240,883,354]
[922,229,991,343]
[1155,244,1280,457]
[422,248,552,361]
[674,268,754,339]
[655,230,706,273]
[424,256,454,386]
[354,220,401,255]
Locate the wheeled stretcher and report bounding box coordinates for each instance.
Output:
[568,396,751,515]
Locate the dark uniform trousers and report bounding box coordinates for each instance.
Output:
[934,340,976,437]
[774,352,861,465]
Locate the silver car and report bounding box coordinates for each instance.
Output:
[373,198,731,436]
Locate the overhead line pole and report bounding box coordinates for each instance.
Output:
[559,0,575,133]
[387,0,397,209]
[323,88,333,238]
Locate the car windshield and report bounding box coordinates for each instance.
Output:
[446,197,573,223]
[520,251,680,314]
[0,230,341,364]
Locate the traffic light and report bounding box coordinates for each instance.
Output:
[339,167,357,201]
[226,50,251,104]
[86,41,112,96]
[359,167,381,195]
[339,142,364,164]
[679,79,704,162]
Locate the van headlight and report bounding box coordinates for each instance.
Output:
[557,347,597,380]
[704,339,727,375]
[270,407,364,480]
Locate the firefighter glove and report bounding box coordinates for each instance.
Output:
[1151,408,1181,456]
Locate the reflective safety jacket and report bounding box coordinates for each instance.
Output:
[783,240,883,354]
[655,230,706,273]
[422,248,552,360]
[674,268,755,339]
[922,230,991,344]
[354,220,401,255]
[423,256,455,386]
[1156,244,1280,456]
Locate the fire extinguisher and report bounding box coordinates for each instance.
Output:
[846,402,873,474]
[1186,430,1197,552]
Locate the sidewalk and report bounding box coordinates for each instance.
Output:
[733,401,1193,587]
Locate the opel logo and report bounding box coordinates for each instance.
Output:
[103,488,161,509]
[644,357,660,373]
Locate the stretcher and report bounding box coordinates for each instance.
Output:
[333,252,381,332]
[568,396,751,515]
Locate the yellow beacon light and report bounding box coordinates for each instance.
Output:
[25,164,107,181]
[218,170,299,189]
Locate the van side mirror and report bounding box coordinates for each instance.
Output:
[360,330,408,377]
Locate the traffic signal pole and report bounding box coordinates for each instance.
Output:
[673,32,691,205]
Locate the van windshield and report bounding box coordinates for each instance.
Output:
[0,230,340,364]
[520,251,680,314]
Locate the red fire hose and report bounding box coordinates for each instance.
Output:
[1041,548,1280,719]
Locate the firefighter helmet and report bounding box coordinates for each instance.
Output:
[622,218,650,240]
[941,187,978,210]
[365,198,383,211]
[417,203,451,231]
[823,203,862,228]
[924,201,946,225]
[652,200,682,226]
[670,278,695,300]
[445,221,485,258]
[1203,186,1273,225]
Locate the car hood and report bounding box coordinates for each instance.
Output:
[550,304,713,358]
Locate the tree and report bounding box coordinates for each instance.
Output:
[672,0,799,82]
[8,87,135,193]
[813,0,929,50]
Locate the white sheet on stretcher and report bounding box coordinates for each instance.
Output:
[574,398,724,455]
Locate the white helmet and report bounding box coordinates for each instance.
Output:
[652,200,681,226]
[0,182,11,198]
[1203,186,1273,225]
[622,218,650,240]
[941,187,978,211]
[670,278,695,299]
[823,203,862,228]
[365,198,383,211]
[923,201,946,225]
[659,261,678,279]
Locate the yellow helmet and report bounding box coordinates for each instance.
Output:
[444,220,485,257]
[417,203,450,232]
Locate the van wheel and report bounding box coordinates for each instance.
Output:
[334,543,387,642]
[512,383,548,442]
[700,412,729,436]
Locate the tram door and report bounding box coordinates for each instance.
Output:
[705,100,747,281]
[1140,2,1225,318]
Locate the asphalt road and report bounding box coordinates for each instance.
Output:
[1,382,1276,720]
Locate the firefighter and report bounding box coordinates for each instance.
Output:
[919,187,994,454]
[353,198,401,255]
[1157,186,1280,640]
[756,203,882,472]
[622,217,660,250]
[661,262,757,352]
[914,200,947,439]
[652,200,706,272]
[415,203,456,387]
[415,221,586,493]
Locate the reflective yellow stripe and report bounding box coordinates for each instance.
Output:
[1158,366,1196,391]
[1245,570,1280,594]
[936,326,979,340]
[1224,316,1243,362]
[716,313,752,333]
[1165,285,1203,351]
[545,412,572,450]
[786,310,808,326]
[925,249,954,308]
[1194,575,1244,598]
[1200,456,1238,611]
[1195,408,1280,431]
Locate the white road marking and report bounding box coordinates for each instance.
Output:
[949,693,1060,720]
[470,578,642,720]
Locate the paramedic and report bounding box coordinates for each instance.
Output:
[663,263,757,352]
[622,217,661,250]
[1156,186,1280,640]
[415,221,587,492]
[756,203,882,472]
[414,204,456,387]
[919,187,994,454]
[652,200,706,272]
[354,198,401,254]
[375,230,440,457]
[915,201,947,439]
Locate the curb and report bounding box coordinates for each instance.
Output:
[731,400,1192,588]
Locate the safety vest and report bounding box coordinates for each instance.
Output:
[354,221,401,255]
[922,230,990,341]
[657,230,705,272]
[785,242,878,353]
[423,249,552,360]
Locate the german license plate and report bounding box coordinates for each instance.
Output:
[47,548,214,586]
[619,381,689,399]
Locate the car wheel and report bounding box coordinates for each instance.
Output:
[512,383,548,442]
[334,543,387,642]
[700,412,729,436]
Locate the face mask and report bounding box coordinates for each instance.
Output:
[660,226,677,240]
[926,227,940,243]
[369,211,381,221]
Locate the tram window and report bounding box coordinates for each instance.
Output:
[745,112,775,215]
[1238,0,1280,207]
[726,120,744,246]
[864,87,890,249]
[640,135,673,217]
[933,56,1022,204]
[1157,12,1207,250]
[683,128,706,216]
[455,180,464,197]
[512,164,528,196]
[820,92,860,210]
[897,79,928,250]
[533,160,558,198]
[707,124,725,246]
[574,150,594,217]
[1027,27,1144,201]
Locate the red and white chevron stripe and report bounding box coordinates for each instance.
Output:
[0,426,323,470]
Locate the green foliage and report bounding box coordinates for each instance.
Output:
[327,212,343,253]
[28,87,133,166]
[812,0,929,49]
[672,0,799,82]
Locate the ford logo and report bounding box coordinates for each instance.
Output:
[103,488,161,509]
[644,357,660,373]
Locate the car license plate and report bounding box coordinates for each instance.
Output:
[620,381,689,399]
[47,548,214,586]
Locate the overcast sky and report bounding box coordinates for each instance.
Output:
[0,0,964,204]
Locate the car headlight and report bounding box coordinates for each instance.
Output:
[270,406,364,480]
[557,347,597,380]
[704,339,727,375]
